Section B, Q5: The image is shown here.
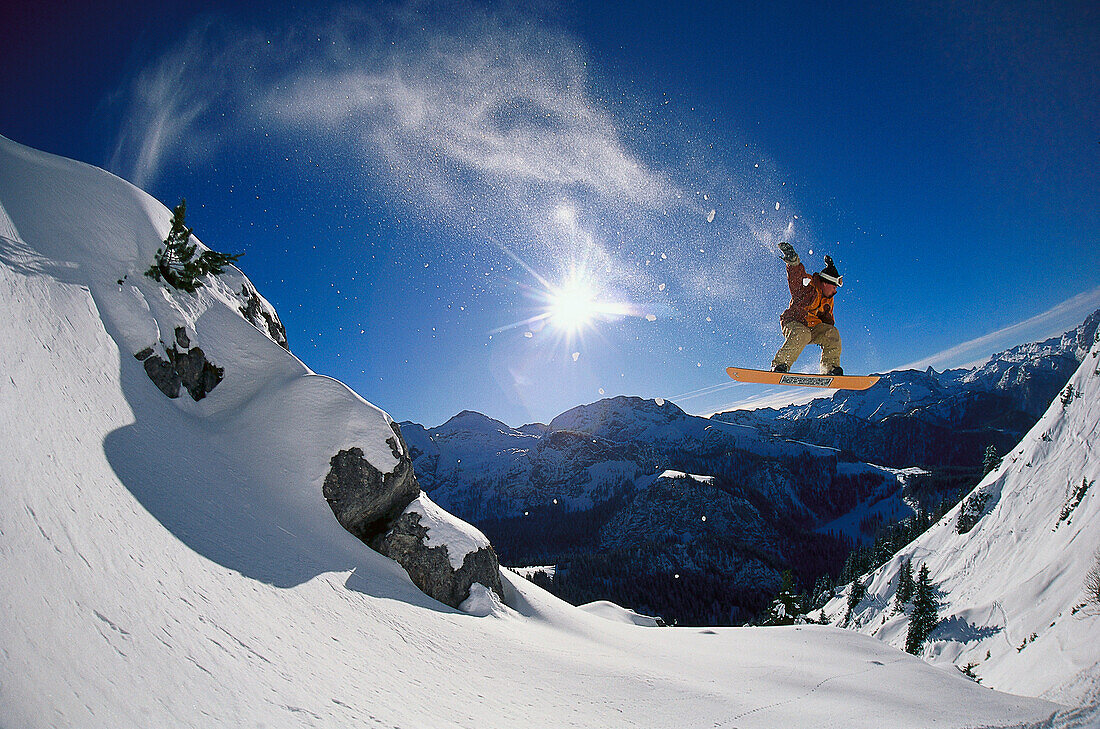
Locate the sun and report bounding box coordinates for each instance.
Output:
[546,277,600,333]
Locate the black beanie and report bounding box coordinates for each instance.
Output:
[819,259,842,286]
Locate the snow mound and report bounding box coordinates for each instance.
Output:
[578,600,662,627]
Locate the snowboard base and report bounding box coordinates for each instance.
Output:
[726,367,880,391]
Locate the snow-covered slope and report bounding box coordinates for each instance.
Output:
[0,134,1066,727]
[819,328,1100,706]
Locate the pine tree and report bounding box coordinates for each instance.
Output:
[905,563,939,654]
[844,578,866,626]
[145,199,240,293]
[764,571,802,626]
[982,444,1001,475]
[895,558,914,609]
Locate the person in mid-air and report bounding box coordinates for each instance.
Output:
[771,241,843,375]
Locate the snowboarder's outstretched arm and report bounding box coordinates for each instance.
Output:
[778,242,808,297]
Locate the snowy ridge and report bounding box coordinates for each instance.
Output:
[819,329,1100,706]
[0,134,1070,727]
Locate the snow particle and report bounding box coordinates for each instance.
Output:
[646,314,657,322]
[572,352,580,362]
[706,209,716,223]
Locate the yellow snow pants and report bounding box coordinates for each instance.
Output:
[772,321,842,373]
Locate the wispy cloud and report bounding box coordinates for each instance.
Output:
[262,7,679,247]
[109,19,250,188]
[108,2,801,327]
[894,285,1100,372]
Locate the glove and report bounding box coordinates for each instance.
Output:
[778,241,798,263]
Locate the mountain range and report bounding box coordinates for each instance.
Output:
[403,312,1099,624]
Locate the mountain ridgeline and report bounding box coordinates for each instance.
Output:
[713,312,1098,469]
[402,312,1099,625]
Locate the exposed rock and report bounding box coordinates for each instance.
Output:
[136,332,224,401]
[322,423,503,609]
[174,346,223,401]
[371,503,505,609]
[143,355,182,398]
[322,424,419,543]
[239,284,289,350]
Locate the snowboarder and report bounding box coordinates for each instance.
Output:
[771,242,844,375]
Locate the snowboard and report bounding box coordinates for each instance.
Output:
[726,366,880,391]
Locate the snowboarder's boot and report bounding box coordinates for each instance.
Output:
[772,363,789,373]
[825,365,843,376]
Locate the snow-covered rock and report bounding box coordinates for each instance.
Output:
[373,492,505,608]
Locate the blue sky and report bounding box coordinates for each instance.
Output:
[3,0,1098,427]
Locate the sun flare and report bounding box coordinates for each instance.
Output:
[547,278,600,333]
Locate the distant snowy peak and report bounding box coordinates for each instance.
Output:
[437,409,533,439]
[970,310,1100,373]
[549,395,688,439]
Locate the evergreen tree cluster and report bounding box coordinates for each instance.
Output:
[145,199,240,294]
[798,471,886,523]
[956,490,990,534]
[527,549,765,626]
[838,508,937,585]
[982,444,1001,475]
[1085,550,1100,609]
[1058,478,1092,525]
[894,558,914,610]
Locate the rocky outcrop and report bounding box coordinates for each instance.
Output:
[323,427,420,543]
[239,283,288,350]
[371,498,505,608]
[134,327,224,401]
[322,422,503,609]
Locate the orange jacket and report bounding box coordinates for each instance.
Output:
[780,262,835,328]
